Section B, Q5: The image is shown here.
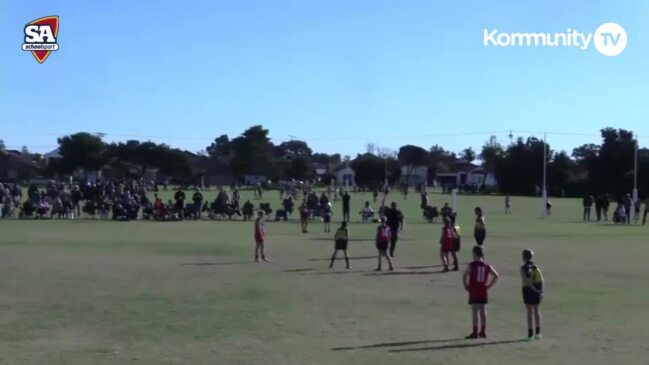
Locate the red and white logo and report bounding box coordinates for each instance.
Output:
[22,16,59,64]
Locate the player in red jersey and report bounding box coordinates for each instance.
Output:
[254,211,269,262]
[462,245,499,339]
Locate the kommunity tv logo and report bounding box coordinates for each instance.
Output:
[483,22,627,56]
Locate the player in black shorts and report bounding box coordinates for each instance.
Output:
[520,249,544,341]
[329,221,351,269]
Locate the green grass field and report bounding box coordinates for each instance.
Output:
[1,190,648,365]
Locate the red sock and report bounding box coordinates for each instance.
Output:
[479,326,486,335]
[472,326,478,335]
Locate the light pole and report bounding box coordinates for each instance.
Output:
[633,139,638,205]
[542,132,548,219]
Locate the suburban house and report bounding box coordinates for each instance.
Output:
[335,165,355,186]
[436,161,497,189]
[311,163,328,177]
[0,149,40,181]
[43,148,62,165]
[400,165,428,187]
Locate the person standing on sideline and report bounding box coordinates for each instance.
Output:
[521,249,544,341]
[299,201,310,233]
[384,202,404,258]
[374,217,394,271]
[440,217,458,272]
[463,246,499,339]
[623,194,633,224]
[643,196,649,225]
[192,189,203,220]
[474,207,486,246]
[505,194,512,215]
[323,202,333,233]
[583,195,594,222]
[594,194,603,221]
[330,221,352,269]
[601,194,610,221]
[254,211,269,262]
[342,191,351,222]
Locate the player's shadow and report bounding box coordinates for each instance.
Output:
[331,338,464,351]
[307,256,375,262]
[402,264,445,270]
[180,261,252,266]
[364,270,446,276]
[388,339,527,352]
[282,268,314,273]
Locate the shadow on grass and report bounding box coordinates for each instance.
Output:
[332,338,464,351]
[307,256,375,262]
[364,270,447,276]
[180,261,253,266]
[305,237,377,242]
[402,264,445,270]
[388,339,527,353]
[311,270,359,275]
[282,268,314,273]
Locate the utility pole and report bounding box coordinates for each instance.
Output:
[633,138,638,206]
[542,132,548,219]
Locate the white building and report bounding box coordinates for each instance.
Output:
[400,165,428,187]
[436,162,497,189]
[335,166,355,186]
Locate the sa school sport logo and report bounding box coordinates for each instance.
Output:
[22,16,60,63]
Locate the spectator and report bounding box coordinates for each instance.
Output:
[583,195,594,222]
[174,188,186,219]
[71,185,83,218]
[643,196,649,226]
[360,201,374,222]
[623,194,633,225]
[342,191,350,222]
[192,190,203,220]
[601,194,610,221]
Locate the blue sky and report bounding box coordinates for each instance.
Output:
[1,0,648,157]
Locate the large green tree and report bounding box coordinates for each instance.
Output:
[56,132,107,175]
[229,125,275,177]
[479,142,504,190]
[398,144,429,185]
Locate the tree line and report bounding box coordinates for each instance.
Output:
[2,126,647,197]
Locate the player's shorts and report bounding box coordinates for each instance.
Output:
[335,239,348,250]
[441,240,454,252]
[376,240,389,251]
[255,236,264,245]
[324,215,331,223]
[522,287,542,305]
[468,296,488,305]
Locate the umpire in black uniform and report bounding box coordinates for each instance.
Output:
[383,202,404,258]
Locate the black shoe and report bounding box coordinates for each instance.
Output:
[442,266,449,272]
[452,266,459,271]
[478,332,486,338]
[465,333,478,339]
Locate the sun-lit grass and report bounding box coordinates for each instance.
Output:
[0,190,648,364]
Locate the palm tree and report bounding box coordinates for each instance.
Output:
[461,147,476,163]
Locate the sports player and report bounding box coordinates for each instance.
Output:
[439,217,458,272]
[329,221,351,269]
[254,211,269,262]
[474,207,486,246]
[375,217,394,271]
[463,245,499,339]
[521,249,544,340]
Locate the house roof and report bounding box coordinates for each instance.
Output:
[0,150,39,172]
[44,148,62,159]
[446,161,479,173]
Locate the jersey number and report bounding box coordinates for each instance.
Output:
[476,267,487,283]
